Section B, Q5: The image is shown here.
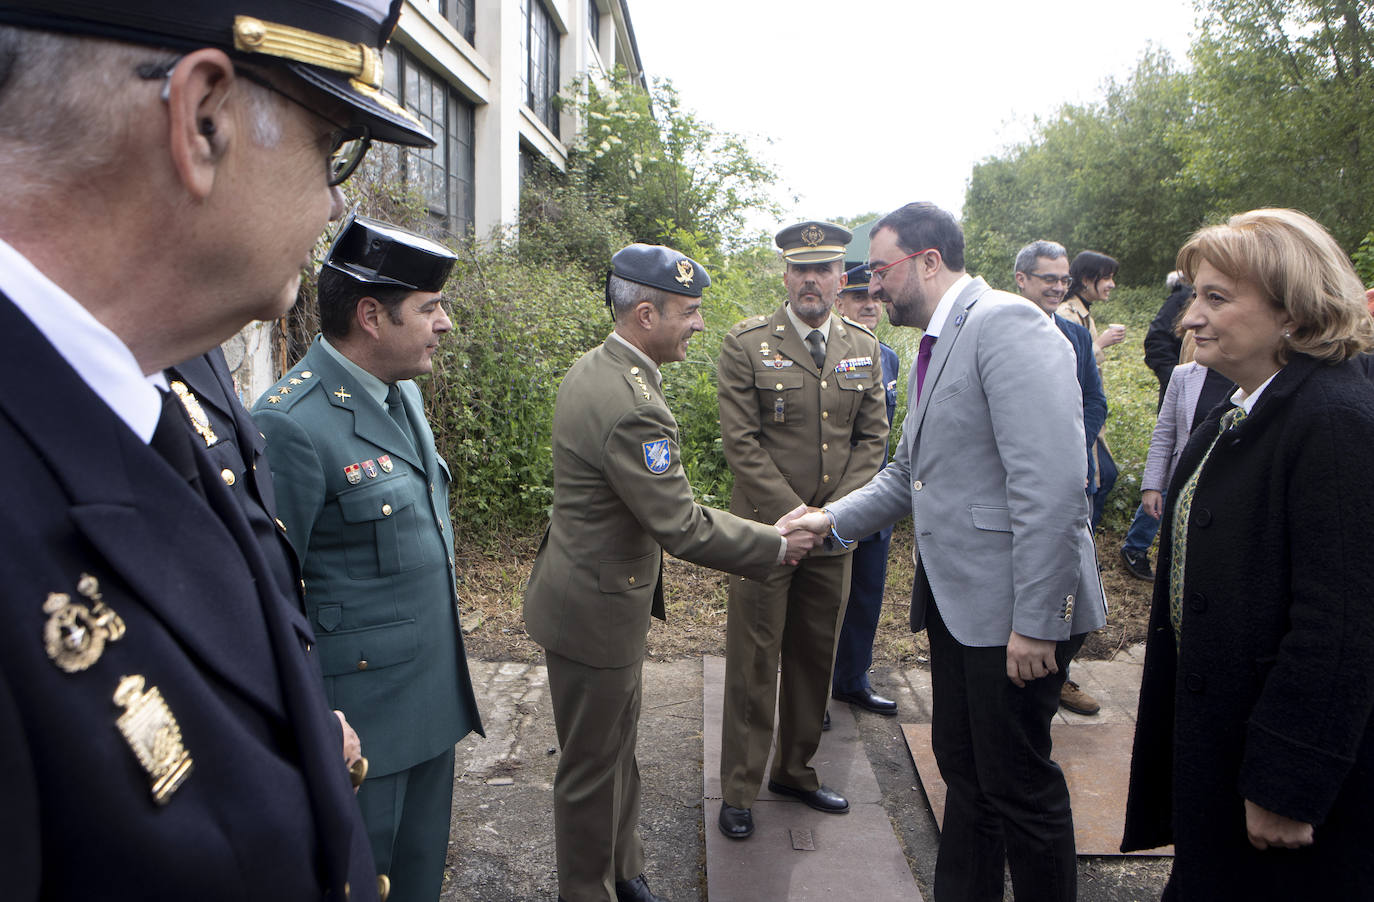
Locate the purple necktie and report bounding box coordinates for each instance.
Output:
[915,333,936,401]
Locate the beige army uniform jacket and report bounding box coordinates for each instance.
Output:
[717,305,889,553]
[524,337,783,669]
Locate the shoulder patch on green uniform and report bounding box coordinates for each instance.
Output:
[839,315,877,339]
[620,366,655,404]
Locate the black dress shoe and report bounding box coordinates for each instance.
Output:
[832,686,898,715]
[615,873,666,902]
[822,709,831,731]
[766,780,849,813]
[718,803,754,839]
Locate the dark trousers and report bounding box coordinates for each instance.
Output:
[832,532,891,694]
[355,746,456,902]
[1089,438,1117,532]
[926,596,1082,902]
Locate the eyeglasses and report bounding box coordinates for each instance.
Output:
[1027,272,1074,287]
[867,247,936,283]
[138,56,372,187]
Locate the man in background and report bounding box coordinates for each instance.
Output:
[830,264,902,717]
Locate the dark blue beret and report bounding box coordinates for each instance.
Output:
[841,263,871,294]
[322,214,457,293]
[775,221,852,263]
[610,244,711,298]
[0,0,432,147]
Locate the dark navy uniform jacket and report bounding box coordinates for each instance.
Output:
[0,294,379,901]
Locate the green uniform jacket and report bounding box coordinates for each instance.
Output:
[717,306,889,543]
[524,338,783,670]
[252,337,482,777]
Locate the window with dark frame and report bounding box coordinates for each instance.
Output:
[382,46,476,237]
[437,0,475,44]
[587,0,601,52]
[522,0,561,136]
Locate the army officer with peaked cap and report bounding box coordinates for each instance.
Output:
[0,0,439,899]
[254,215,483,902]
[716,221,888,841]
[525,244,819,902]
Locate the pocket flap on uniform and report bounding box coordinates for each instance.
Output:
[754,371,804,391]
[316,603,342,632]
[969,505,1012,532]
[337,479,416,523]
[598,552,659,594]
[316,618,418,676]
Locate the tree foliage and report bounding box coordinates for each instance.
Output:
[963,0,1374,286]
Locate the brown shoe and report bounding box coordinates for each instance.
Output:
[1059,680,1100,715]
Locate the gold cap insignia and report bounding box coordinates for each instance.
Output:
[114,675,193,805]
[43,575,125,674]
[801,224,825,246]
[675,259,694,287]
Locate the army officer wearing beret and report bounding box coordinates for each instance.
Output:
[524,244,819,902]
[253,216,483,902]
[0,0,438,898]
[716,221,889,840]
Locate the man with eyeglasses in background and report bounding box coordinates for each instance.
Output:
[0,2,434,899]
[1015,240,1109,718]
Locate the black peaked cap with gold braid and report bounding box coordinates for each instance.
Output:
[0,0,432,147]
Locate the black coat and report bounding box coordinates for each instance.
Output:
[1144,285,1192,406]
[1122,354,1374,898]
[0,295,378,901]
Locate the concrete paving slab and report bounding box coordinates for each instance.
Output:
[702,656,922,901]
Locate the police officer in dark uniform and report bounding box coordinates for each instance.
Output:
[829,265,901,716]
[0,2,434,899]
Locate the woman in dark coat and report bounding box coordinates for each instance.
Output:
[1121,208,1374,899]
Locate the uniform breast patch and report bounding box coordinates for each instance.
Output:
[642,439,671,474]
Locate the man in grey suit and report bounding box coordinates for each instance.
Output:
[794,203,1105,901]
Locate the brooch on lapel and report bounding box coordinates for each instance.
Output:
[43,574,125,674]
[114,674,193,805]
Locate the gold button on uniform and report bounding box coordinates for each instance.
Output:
[381,503,392,516]
[220,468,235,486]
[821,411,829,420]
[775,383,783,391]
[822,474,830,484]
[357,660,368,671]
[822,442,829,451]
[628,576,636,585]
[857,384,864,390]
[913,480,924,491]
[821,380,828,388]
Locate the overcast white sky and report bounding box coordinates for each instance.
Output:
[627,0,1200,231]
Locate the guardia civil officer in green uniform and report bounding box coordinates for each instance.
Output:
[524,244,819,902]
[253,215,482,902]
[716,221,888,841]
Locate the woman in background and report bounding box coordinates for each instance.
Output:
[1122,208,1374,899]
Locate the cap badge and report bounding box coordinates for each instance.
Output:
[43,574,125,674]
[675,260,694,287]
[642,438,671,474]
[801,225,825,246]
[114,674,193,805]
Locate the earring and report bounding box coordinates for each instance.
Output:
[1282,329,1291,339]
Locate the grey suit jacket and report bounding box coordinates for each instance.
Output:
[828,278,1106,646]
[1140,361,1206,493]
